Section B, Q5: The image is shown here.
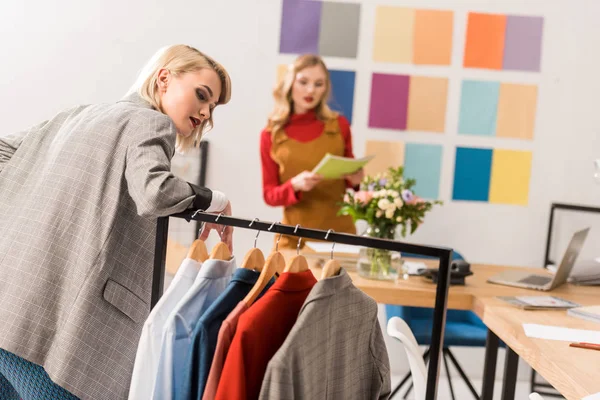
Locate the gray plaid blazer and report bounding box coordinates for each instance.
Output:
[259,268,391,400]
[0,94,211,399]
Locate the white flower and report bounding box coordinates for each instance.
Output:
[396,216,403,223]
[377,198,391,210]
[394,198,404,208]
[390,190,400,198]
[376,210,383,218]
[385,207,395,219]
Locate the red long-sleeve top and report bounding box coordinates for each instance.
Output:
[260,111,355,207]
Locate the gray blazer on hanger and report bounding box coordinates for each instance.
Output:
[259,268,391,400]
[0,94,211,400]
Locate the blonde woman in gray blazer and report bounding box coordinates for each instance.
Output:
[0,44,232,400]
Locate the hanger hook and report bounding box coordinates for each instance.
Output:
[249,218,260,248]
[191,209,205,238]
[268,221,283,252]
[213,213,227,236]
[294,224,302,255]
[325,229,336,260]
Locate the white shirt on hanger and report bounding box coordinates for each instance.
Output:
[152,257,235,400]
[128,258,202,400]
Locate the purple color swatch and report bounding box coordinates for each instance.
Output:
[369,73,410,130]
[503,15,544,72]
[279,0,323,54]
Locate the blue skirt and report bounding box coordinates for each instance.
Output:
[0,348,79,400]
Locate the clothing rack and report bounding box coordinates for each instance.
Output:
[151,210,453,400]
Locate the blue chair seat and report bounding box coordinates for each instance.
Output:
[410,318,488,347]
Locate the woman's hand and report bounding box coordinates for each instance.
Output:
[345,168,364,188]
[199,201,233,252]
[291,171,323,192]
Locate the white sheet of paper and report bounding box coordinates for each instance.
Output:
[583,393,600,400]
[404,261,427,275]
[523,323,600,344]
[304,242,363,255]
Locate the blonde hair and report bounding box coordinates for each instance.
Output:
[128,44,232,152]
[267,54,337,137]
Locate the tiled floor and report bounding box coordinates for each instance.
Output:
[390,375,566,400]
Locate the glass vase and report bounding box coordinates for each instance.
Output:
[357,225,403,281]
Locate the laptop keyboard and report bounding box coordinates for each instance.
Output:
[518,275,552,286]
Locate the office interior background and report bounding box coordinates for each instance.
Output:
[2,0,599,398]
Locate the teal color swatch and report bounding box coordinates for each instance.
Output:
[458,80,500,136]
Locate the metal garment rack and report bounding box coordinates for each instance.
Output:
[151,210,453,400]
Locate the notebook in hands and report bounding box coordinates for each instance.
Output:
[487,228,590,291]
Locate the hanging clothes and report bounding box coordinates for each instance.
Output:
[129,258,202,400]
[180,268,274,400]
[202,301,247,400]
[214,270,317,400]
[152,258,235,399]
[258,268,391,400]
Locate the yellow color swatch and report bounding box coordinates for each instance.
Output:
[496,83,538,140]
[373,7,415,63]
[363,140,405,177]
[407,76,448,132]
[489,149,532,205]
[413,9,454,65]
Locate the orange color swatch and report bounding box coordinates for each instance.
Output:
[463,12,507,70]
[407,76,448,132]
[413,10,454,65]
[496,83,538,140]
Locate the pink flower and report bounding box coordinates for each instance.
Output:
[408,195,425,205]
[355,190,373,204]
[343,193,350,203]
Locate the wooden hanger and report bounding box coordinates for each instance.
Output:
[187,214,209,262]
[321,230,341,279]
[284,225,309,273]
[209,213,232,261]
[243,222,286,306]
[239,219,264,271]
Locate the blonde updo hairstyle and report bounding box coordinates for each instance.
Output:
[129,44,232,152]
[267,54,337,137]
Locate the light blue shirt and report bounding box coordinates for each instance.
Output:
[129,258,201,400]
[152,257,235,400]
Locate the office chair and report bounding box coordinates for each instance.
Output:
[387,251,487,400]
[387,317,427,400]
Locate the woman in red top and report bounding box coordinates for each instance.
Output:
[260,54,363,249]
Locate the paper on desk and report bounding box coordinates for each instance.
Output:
[523,323,600,345]
[305,242,363,255]
[583,393,600,400]
[312,153,374,179]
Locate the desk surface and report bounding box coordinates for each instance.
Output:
[308,259,600,400]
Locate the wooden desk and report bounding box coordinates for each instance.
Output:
[307,259,600,400]
[475,296,600,400]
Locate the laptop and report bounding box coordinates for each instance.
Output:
[487,227,590,291]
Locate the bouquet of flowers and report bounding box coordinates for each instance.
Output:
[339,166,442,239]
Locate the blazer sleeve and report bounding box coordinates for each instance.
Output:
[0,119,49,174]
[124,114,212,217]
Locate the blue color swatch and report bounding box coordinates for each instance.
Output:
[403,143,443,199]
[328,69,356,124]
[452,147,493,201]
[458,80,500,136]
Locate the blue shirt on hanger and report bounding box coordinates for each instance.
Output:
[152,258,235,400]
[178,267,274,400]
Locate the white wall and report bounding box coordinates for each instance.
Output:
[2,0,599,387]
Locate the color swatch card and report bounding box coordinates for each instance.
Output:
[373,7,453,66]
[464,12,544,71]
[279,0,361,58]
[369,74,448,133]
[452,147,532,205]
